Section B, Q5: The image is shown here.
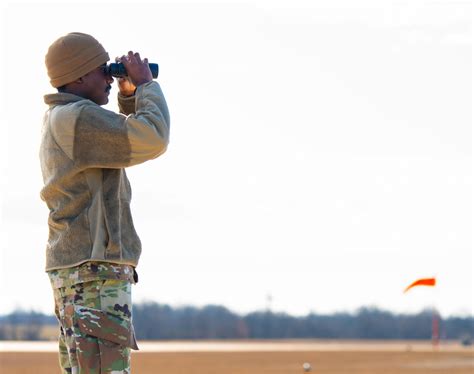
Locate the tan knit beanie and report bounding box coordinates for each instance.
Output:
[45,32,110,88]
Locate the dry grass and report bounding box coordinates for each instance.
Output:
[0,348,473,374]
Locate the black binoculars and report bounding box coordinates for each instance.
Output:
[105,63,159,78]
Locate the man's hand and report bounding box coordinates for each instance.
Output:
[117,75,136,97]
[118,51,153,95]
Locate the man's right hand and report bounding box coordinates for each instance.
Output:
[120,51,153,89]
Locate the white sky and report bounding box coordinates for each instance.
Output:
[0,0,472,318]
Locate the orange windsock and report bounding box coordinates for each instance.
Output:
[404,277,436,293]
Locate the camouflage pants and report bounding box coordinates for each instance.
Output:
[53,279,138,373]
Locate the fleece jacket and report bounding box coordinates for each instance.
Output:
[40,81,170,271]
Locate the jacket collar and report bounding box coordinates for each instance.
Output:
[44,92,88,106]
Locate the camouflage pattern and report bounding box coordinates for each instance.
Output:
[49,261,137,289]
[49,262,138,373]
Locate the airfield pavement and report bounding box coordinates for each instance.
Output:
[0,340,472,373]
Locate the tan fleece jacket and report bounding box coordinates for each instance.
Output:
[40,81,170,271]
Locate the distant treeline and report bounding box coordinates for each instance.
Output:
[132,304,473,341]
[1,303,473,342]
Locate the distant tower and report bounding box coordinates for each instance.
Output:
[265,293,273,312]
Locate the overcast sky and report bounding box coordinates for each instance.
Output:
[0,0,471,317]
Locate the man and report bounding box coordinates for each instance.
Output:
[40,32,170,373]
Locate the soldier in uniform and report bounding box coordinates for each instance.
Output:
[40,32,170,373]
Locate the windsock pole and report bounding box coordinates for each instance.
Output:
[403,277,438,348]
[432,309,440,348]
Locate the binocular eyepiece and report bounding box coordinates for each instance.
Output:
[105,63,159,78]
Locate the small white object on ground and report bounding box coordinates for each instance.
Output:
[303,362,312,372]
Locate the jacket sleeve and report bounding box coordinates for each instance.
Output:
[118,93,136,115]
[70,81,170,169]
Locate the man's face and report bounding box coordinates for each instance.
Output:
[80,64,114,105]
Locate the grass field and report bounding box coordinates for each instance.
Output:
[0,340,472,374]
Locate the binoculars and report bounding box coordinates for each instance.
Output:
[106,63,159,78]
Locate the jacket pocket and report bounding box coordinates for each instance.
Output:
[74,305,139,350]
